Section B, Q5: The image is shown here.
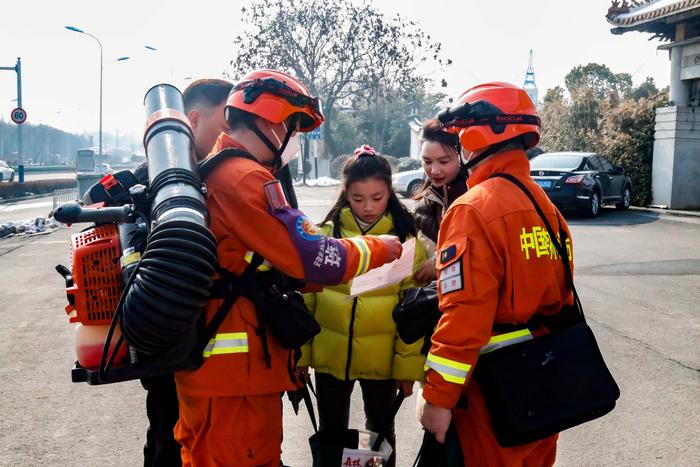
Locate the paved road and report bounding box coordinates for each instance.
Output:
[0,186,697,466]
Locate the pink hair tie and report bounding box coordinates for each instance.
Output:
[354,144,376,156]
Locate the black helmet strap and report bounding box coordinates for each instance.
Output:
[460,137,526,174]
[244,115,298,169]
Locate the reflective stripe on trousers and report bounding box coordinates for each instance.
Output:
[202,332,249,358]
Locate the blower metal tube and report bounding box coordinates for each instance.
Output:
[120,84,218,355]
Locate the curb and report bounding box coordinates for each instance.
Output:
[630,206,700,219]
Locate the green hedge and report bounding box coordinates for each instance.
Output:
[10,165,75,173]
[0,179,76,200]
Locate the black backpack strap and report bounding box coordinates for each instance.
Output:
[192,256,260,359]
[198,147,259,181]
[244,252,276,368]
[303,378,319,433]
[488,173,584,322]
[371,389,406,452]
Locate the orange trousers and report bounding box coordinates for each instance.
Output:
[453,383,558,467]
[174,392,282,467]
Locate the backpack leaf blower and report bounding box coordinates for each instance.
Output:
[54,84,218,384]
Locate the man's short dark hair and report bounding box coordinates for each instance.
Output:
[183,79,233,113]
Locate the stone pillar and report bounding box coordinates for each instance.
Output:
[652,106,700,209]
[670,46,690,106]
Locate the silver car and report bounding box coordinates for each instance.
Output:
[0,160,15,182]
[392,168,425,197]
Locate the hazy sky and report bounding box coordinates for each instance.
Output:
[0,0,671,147]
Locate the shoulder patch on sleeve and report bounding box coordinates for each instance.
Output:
[437,240,465,269]
[439,244,457,265]
[296,215,321,241]
[437,240,466,295]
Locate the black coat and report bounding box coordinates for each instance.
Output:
[414,172,468,243]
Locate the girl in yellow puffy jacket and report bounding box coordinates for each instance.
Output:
[299,145,427,467]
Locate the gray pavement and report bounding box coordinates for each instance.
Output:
[0,186,698,466]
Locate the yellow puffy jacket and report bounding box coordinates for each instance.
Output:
[300,207,427,382]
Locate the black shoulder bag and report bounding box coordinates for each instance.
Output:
[392,281,440,347]
[474,173,620,447]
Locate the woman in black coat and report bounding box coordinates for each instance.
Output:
[413,118,467,282]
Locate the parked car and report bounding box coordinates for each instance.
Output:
[395,157,423,172]
[392,168,425,197]
[95,163,113,175]
[529,152,632,217]
[0,160,15,182]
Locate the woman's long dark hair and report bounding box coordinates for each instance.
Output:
[413,118,462,200]
[322,146,416,242]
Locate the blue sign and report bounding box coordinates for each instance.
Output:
[308,127,322,140]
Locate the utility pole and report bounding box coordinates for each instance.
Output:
[0,57,23,181]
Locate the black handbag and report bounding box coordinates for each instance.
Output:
[412,424,464,467]
[309,390,405,467]
[392,281,440,345]
[474,173,620,447]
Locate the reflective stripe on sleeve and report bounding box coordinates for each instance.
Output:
[202,332,249,358]
[346,238,371,276]
[479,329,533,355]
[424,352,471,385]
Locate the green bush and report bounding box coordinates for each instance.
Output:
[0,179,76,200]
[597,98,657,206]
[538,67,666,206]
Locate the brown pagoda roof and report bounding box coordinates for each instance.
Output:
[606,0,700,39]
[606,0,700,27]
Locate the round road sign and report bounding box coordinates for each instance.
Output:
[11,107,27,124]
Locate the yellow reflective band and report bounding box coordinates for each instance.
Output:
[244,252,270,271]
[480,329,533,355]
[121,251,141,267]
[202,332,249,358]
[424,352,471,385]
[347,238,371,276]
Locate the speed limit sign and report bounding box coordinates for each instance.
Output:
[11,107,27,124]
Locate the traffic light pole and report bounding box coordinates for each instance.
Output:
[1,57,23,182]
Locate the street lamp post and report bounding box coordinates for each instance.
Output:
[65,25,103,159]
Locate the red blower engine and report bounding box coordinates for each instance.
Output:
[54,84,218,384]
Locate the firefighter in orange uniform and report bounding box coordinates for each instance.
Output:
[174,69,403,466]
[419,82,574,466]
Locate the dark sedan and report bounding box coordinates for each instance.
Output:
[530,152,632,217]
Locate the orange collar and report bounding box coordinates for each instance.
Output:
[466,149,530,187]
[206,132,276,174]
[209,132,247,156]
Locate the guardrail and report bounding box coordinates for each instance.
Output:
[52,187,80,211]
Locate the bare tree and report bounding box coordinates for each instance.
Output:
[228,0,449,157]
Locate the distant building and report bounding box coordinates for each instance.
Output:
[607,0,700,209]
[524,49,539,108]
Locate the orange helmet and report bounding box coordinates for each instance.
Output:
[226,69,324,132]
[438,82,540,153]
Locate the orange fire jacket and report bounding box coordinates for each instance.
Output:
[176,133,389,397]
[423,149,574,409]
